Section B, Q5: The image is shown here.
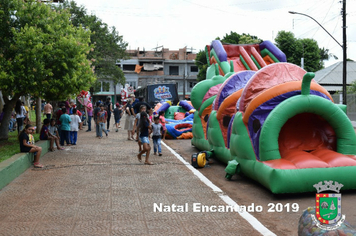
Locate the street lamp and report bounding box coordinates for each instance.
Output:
[289,7,347,105]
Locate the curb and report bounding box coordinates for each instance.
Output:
[0,140,50,190]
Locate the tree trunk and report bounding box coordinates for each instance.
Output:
[0,97,19,140]
[36,98,41,133]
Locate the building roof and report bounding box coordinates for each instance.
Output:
[314,61,356,86]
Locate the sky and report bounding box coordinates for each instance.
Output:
[72,0,356,67]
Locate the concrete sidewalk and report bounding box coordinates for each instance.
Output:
[0,119,261,236]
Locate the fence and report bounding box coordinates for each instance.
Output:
[331,94,356,121]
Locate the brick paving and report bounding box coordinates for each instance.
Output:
[0,118,261,236]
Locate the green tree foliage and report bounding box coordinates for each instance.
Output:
[275,30,327,72]
[196,31,263,81]
[216,31,263,44]
[58,1,128,87]
[0,0,95,140]
[195,50,208,81]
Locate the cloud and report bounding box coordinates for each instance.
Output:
[73,0,356,65]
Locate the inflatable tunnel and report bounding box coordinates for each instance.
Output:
[191,40,356,194]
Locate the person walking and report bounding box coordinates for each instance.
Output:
[152,115,163,156]
[97,104,108,139]
[85,102,93,132]
[93,102,101,137]
[105,97,113,132]
[159,111,169,141]
[124,99,135,140]
[137,111,153,165]
[113,102,123,132]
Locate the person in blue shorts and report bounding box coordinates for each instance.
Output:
[137,111,152,165]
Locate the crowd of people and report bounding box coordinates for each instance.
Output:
[10,94,168,168]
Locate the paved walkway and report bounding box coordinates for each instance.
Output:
[0,118,262,236]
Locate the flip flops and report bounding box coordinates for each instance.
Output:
[33,162,44,168]
[144,162,154,165]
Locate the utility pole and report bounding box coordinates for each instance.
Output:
[289,6,347,104]
[183,47,187,100]
[342,0,347,105]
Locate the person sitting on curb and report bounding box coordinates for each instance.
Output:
[18,124,43,168]
[40,118,64,151]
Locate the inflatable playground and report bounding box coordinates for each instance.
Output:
[154,100,195,139]
[191,39,356,194]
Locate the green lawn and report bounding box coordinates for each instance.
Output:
[0,110,40,163]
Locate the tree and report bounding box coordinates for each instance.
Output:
[216,31,263,44]
[57,1,128,91]
[196,32,263,81]
[275,30,327,72]
[273,31,297,62]
[0,0,95,140]
[195,50,208,81]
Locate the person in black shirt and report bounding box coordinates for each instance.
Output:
[133,97,151,114]
[105,97,113,131]
[113,102,123,132]
[18,124,43,168]
[137,111,153,165]
[93,101,101,137]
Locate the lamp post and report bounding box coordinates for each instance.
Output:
[289,5,347,105]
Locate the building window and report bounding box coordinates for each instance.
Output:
[190,66,198,72]
[122,65,136,71]
[189,82,197,88]
[169,66,179,75]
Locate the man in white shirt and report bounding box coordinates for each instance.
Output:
[69,108,82,145]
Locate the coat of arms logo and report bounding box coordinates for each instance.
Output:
[311,181,346,230]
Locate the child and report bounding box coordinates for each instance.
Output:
[152,115,163,156]
[148,108,154,124]
[69,108,82,145]
[48,118,59,141]
[137,111,152,165]
[40,118,64,151]
[97,104,108,139]
[18,125,43,168]
[28,126,36,145]
[159,111,169,140]
[114,102,123,132]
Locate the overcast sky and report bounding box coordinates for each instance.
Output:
[72,0,356,67]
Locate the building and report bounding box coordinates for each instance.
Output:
[314,61,356,120]
[117,46,198,100]
[314,61,356,93]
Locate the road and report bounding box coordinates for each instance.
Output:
[164,139,356,236]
